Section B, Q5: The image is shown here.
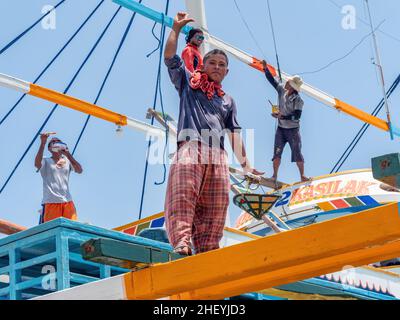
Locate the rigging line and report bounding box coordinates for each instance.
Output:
[138,0,169,220]
[233,0,267,59]
[72,7,142,155]
[154,65,169,186]
[330,73,400,173]
[365,0,392,139]
[0,0,105,127]
[0,7,122,195]
[266,0,282,82]
[333,76,400,173]
[0,0,66,55]
[326,0,400,44]
[331,75,400,173]
[362,0,380,87]
[146,21,161,57]
[297,20,385,76]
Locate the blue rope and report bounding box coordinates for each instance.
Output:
[330,73,400,173]
[72,4,142,155]
[0,0,105,127]
[145,21,161,58]
[138,1,169,219]
[0,0,66,55]
[0,7,122,195]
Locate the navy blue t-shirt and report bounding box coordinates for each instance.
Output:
[165,55,241,150]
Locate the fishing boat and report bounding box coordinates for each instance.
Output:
[0,0,399,300]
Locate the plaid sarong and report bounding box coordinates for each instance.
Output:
[164,141,230,254]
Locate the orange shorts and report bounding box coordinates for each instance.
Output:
[42,201,77,223]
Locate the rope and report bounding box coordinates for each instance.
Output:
[0,7,121,195]
[266,0,282,82]
[297,20,385,76]
[72,5,142,155]
[145,21,161,58]
[138,0,169,219]
[0,0,105,127]
[0,0,66,55]
[233,0,267,59]
[330,73,400,173]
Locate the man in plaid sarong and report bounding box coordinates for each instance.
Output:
[164,12,263,255]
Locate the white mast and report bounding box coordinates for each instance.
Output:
[365,0,393,139]
[185,0,211,55]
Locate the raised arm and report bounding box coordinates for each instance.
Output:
[35,133,49,170]
[164,12,194,60]
[262,60,279,91]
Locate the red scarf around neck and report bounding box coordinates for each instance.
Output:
[189,71,225,100]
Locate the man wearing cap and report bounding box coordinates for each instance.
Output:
[262,60,309,183]
[34,133,83,223]
[181,28,204,73]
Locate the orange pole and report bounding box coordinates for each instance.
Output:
[334,98,389,132]
[0,219,27,235]
[29,84,128,126]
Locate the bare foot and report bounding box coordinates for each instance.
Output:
[173,246,192,256]
[301,176,312,182]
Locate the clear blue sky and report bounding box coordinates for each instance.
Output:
[0,0,399,233]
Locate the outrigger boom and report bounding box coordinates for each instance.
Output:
[114,0,399,137]
[0,73,166,138]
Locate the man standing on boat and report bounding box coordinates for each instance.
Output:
[164,12,262,255]
[181,28,204,73]
[35,133,83,223]
[262,60,310,183]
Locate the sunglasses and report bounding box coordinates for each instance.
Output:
[195,35,205,41]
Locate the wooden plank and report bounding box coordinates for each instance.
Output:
[372,153,400,189]
[0,219,26,235]
[121,202,400,299]
[229,167,286,189]
[146,108,177,135]
[81,238,182,269]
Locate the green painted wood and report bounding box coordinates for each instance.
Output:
[372,154,400,177]
[372,153,400,189]
[345,197,364,207]
[81,238,182,269]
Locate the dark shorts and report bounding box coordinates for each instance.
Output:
[272,126,304,162]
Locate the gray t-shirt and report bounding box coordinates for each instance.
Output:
[165,55,241,150]
[276,84,304,129]
[40,156,74,204]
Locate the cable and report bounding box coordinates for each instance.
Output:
[297,20,384,76]
[146,21,161,58]
[0,0,105,127]
[266,0,282,82]
[0,0,66,55]
[72,5,142,155]
[0,7,121,195]
[138,0,169,219]
[330,73,400,173]
[233,0,267,59]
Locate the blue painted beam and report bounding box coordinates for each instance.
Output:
[0,287,9,296]
[391,123,400,138]
[15,275,47,291]
[70,272,100,284]
[0,266,9,275]
[14,252,57,270]
[113,0,192,34]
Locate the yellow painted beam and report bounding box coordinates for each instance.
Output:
[29,84,127,126]
[123,202,400,300]
[334,98,389,132]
